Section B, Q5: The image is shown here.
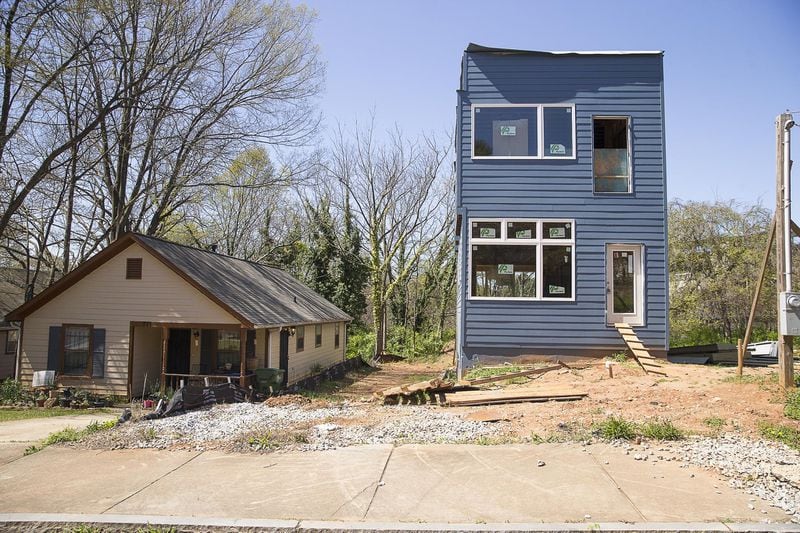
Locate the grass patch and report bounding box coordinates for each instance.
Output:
[465,365,524,381]
[608,351,629,363]
[593,415,637,440]
[639,419,683,440]
[703,416,727,430]
[722,372,777,385]
[0,407,114,422]
[24,419,116,455]
[785,389,800,420]
[592,415,684,441]
[759,421,800,450]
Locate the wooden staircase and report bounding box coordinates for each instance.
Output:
[614,323,667,376]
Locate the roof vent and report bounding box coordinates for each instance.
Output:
[293,296,297,303]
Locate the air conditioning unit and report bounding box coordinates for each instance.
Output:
[779,291,800,336]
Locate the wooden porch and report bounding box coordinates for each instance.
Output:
[157,323,254,393]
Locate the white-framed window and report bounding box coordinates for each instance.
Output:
[593,116,632,193]
[471,104,576,160]
[469,219,575,301]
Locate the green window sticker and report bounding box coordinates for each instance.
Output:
[497,264,514,275]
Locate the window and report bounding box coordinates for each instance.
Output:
[62,325,91,376]
[593,117,631,193]
[5,330,17,355]
[296,326,305,352]
[217,330,240,370]
[126,258,142,279]
[315,324,322,348]
[470,219,575,300]
[334,324,340,348]
[472,104,575,159]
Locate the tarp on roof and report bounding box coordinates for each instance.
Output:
[136,235,352,328]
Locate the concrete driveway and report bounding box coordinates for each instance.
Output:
[0,410,119,465]
[0,442,791,528]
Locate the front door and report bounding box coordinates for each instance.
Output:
[606,244,644,326]
[279,329,289,386]
[167,328,191,374]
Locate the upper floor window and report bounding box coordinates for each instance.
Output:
[593,117,631,193]
[472,104,574,159]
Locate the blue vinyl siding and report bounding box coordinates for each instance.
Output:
[456,50,668,365]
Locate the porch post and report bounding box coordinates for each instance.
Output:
[160,325,169,394]
[239,326,247,388]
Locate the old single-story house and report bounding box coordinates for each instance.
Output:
[5,233,351,398]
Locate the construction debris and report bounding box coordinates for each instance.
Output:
[445,386,587,407]
[375,378,454,400]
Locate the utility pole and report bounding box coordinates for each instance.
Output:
[776,112,795,389]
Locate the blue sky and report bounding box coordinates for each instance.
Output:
[307,0,799,206]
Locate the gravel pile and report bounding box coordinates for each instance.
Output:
[668,434,800,522]
[82,401,502,452]
[305,406,498,450]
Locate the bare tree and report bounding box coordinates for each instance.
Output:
[0,0,324,294]
[323,121,452,356]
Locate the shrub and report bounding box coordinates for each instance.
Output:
[386,325,447,361]
[346,328,376,362]
[0,378,29,404]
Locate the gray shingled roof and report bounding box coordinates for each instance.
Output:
[137,235,351,328]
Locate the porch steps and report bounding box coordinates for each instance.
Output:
[614,323,667,377]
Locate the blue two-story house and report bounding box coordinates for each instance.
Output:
[455,44,668,372]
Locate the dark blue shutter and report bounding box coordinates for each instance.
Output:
[92,328,105,378]
[47,326,61,372]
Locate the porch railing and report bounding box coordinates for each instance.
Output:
[162,372,254,392]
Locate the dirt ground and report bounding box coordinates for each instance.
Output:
[317,355,800,440]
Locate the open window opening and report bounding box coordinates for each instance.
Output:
[593,117,630,193]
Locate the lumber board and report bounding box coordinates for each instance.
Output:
[448,395,586,407]
[446,387,586,406]
[464,364,564,386]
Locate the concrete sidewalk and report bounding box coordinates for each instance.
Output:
[0,411,119,465]
[0,442,792,528]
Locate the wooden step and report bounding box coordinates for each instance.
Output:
[613,323,666,377]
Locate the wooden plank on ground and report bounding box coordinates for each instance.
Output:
[446,387,586,407]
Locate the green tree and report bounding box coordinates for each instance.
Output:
[669,199,776,346]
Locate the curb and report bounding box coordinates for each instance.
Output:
[0,514,798,533]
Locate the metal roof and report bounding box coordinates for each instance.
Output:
[5,233,352,327]
[465,43,663,56]
[135,235,352,328]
